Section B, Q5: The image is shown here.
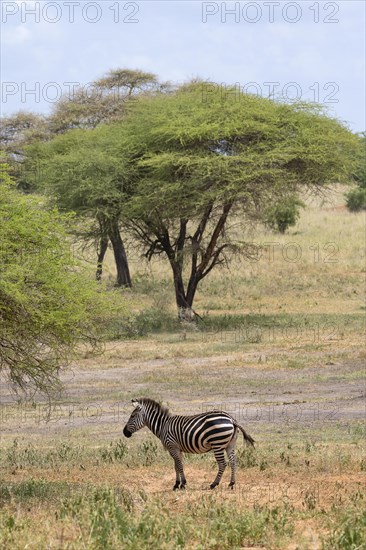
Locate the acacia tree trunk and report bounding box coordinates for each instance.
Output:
[141,202,233,319]
[96,235,109,281]
[108,219,132,287]
[170,251,201,322]
[169,203,233,319]
[171,263,195,321]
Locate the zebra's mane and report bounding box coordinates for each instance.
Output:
[139,398,171,417]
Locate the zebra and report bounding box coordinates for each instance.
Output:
[123,398,255,490]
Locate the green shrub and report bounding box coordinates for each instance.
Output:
[100,440,128,463]
[264,196,305,234]
[236,447,258,468]
[345,187,366,212]
[4,439,85,468]
[345,132,366,212]
[6,439,41,467]
[57,490,293,549]
[139,439,158,466]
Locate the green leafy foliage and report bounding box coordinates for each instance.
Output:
[122,83,358,216]
[0,161,123,395]
[264,196,305,233]
[345,132,366,212]
[324,509,366,549]
[100,440,128,463]
[25,125,135,286]
[26,127,127,214]
[118,83,359,311]
[345,187,366,211]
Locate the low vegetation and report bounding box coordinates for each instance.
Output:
[0,429,365,549]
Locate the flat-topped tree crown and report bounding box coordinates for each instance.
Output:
[95,68,159,94]
[119,81,359,316]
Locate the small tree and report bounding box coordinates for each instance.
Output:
[345,188,366,211]
[0,161,120,396]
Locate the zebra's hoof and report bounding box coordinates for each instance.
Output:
[229,482,235,490]
[173,483,180,491]
[180,483,186,490]
[210,483,218,490]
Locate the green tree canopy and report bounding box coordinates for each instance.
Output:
[118,82,359,315]
[23,69,165,285]
[0,161,122,396]
[25,127,133,285]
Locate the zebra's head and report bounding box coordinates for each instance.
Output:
[123,399,146,438]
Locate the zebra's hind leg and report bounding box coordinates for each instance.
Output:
[169,448,186,490]
[210,448,227,489]
[227,449,237,489]
[226,430,239,489]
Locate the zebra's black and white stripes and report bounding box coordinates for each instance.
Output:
[123,397,255,490]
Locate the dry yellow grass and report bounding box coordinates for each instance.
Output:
[97,184,365,317]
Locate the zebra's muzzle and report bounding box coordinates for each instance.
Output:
[123,426,132,438]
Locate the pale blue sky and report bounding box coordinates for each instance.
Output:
[1,0,365,132]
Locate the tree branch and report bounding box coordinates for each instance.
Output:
[174,218,188,269]
[192,204,213,244]
[196,201,234,276]
[200,244,228,279]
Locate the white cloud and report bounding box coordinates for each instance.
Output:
[2,24,32,45]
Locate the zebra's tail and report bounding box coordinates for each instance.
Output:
[236,424,255,447]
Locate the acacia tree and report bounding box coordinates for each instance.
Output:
[25,128,133,286]
[49,69,161,134]
[0,111,49,154]
[1,70,160,158]
[0,112,50,189]
[117,82,358,317]
[0,161,120,396]
[24,69,162,285]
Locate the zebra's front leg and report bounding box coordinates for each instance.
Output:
[168,448,186,491]
[210,448,227,489]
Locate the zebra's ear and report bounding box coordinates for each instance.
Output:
[131,399,140,409]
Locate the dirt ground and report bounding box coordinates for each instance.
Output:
[1,344,365,438]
